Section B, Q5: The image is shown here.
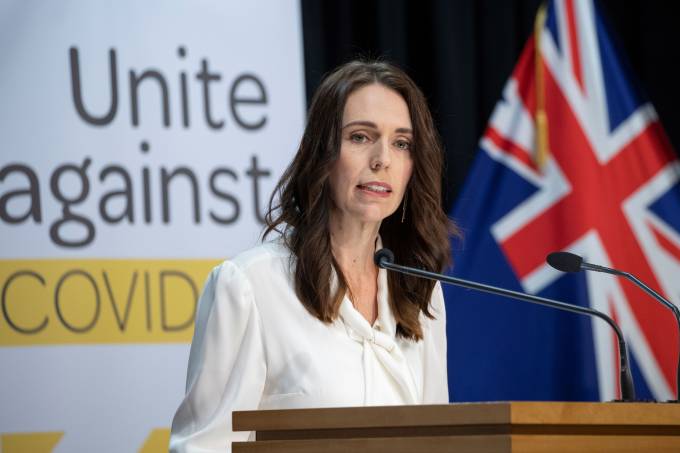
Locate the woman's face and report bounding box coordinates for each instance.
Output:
[328,83,414,225]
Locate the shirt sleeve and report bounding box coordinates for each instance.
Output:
[421,281,449,403]
[169,261,267,453]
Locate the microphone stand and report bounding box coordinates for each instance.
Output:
[549,252,680,402]
[375,249,636,402]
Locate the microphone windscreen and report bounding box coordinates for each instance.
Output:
[374,248,395,267]
[547,251,583,273]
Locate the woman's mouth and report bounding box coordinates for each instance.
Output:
[357,182,392,197]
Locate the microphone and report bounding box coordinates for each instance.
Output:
[547,250,680,402]
[374,248,636,401]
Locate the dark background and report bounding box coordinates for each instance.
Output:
[300,0,680,209]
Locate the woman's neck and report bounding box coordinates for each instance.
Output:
[328,213,380,274]
[329,214,381,324]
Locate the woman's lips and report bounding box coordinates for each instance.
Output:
[356,182,392,197]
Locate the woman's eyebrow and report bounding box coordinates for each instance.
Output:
[342,120,412,134]
[342,120,377,129]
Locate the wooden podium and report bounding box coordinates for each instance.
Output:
[233,402,680,452]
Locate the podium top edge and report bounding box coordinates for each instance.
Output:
[233,401,680,432]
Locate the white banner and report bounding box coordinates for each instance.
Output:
[0,1,305,451]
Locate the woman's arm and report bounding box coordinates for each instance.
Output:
[170,262,267,452]
[421,281,449,403]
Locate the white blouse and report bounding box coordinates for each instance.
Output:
[169,238,448,452]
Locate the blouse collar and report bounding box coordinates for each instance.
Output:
[334,236,419,404]
[332,235,397,339]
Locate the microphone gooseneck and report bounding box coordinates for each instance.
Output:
[375,248,636,402]
[547,250,680,402]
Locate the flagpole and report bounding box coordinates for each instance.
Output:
[534,2,549,169]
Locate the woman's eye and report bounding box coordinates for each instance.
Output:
[395,139,412,150]
[350,133,368,143]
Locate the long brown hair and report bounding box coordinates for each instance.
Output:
[264,59,455,340]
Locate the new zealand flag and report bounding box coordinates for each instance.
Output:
[446,0,680,402]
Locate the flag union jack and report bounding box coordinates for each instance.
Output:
[446,0,680,401]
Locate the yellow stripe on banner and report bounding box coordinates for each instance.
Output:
[139,429,171,453]
[1,432,64,453]
[0,259,221,346]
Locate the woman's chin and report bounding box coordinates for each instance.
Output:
[330,204,397,226]
[348,209,395,225]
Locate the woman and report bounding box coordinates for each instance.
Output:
[169,60,454,452]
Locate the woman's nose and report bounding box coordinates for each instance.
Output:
[370,138,391,171]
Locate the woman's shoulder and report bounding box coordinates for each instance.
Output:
[231,236,290,266]
[197,237,292,312]
[213,236,292,281]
